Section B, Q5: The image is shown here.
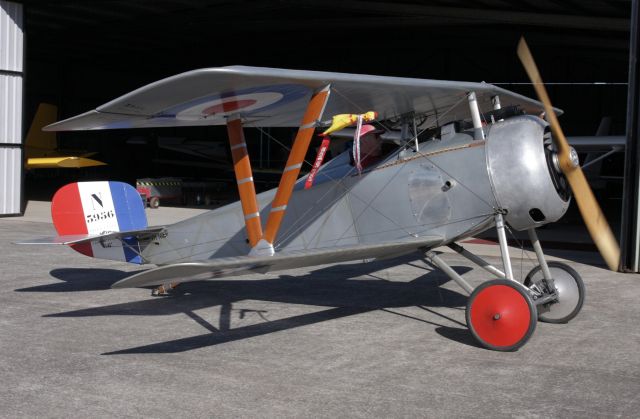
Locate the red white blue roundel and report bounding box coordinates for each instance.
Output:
[158,84,310,120]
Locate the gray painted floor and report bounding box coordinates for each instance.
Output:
[1,216,639,418]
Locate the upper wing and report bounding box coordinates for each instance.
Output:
[45,66,554,131]
[112,236,443,288]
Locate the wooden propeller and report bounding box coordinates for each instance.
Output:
[517,37,620,271]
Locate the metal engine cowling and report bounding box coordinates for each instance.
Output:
[485,115,570,231]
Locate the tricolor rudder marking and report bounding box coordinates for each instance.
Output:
[51,181,148,264]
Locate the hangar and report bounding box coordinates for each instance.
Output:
[0,0,635,268]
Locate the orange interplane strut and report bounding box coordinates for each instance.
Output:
[262,86,331,246]
[226,117,263,247]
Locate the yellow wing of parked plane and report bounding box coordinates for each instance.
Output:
[25,103,107,169]
[27,155,107,169]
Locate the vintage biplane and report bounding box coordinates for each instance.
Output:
[18,40,620,351]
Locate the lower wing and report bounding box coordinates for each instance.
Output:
[112,236,443,289]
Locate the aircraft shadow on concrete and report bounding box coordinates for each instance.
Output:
[37,254,479,353]
[15,268,140,292]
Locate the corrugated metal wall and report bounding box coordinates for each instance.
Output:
[0,0,23,216]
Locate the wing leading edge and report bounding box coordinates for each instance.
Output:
[45,66,555,131]
[112,236,443,289]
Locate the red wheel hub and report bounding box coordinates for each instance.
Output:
[469,284,532,348]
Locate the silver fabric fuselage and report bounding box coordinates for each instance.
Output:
[141,115,568,265]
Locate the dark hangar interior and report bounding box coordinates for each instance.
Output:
[18,0,631,218]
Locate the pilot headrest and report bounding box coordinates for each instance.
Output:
[358,124,384,138]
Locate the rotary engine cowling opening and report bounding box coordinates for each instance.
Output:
[486,115,570,231]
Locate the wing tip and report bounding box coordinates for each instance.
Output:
[111,270,149,289]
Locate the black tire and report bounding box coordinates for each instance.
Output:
[149,196,160,209]
[466,279,537,352]
[524,261,585,324]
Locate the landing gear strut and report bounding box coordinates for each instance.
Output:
[426,213,584,351]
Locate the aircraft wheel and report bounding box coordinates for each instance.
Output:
[524,262,585,324]
[149,196,160,209]
[466,279,537,351]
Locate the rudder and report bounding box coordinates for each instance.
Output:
[51,181,148,263]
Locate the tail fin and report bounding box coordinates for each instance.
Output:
[52,181,148,263]
[25,103,58,153]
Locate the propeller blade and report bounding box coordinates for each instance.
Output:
[517,37,620,270]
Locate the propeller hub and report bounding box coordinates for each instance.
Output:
[546,146,571,202]
[568,147,580,169]
[551,152,561,174]
[550,147,580,174]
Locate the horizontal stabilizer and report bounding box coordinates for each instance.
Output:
[112,236,443,288]
[15,226,166,246]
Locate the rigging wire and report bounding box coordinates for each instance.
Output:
[255,126,417,246]
[257,89,495,248]
[144,212,496,263]
[147,89,500,261]
[490,82,627,86]
[257,90,480,248]
[504,223,538,282]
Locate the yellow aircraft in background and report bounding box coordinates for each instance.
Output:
[25,103,106,169]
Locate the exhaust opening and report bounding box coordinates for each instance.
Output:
[529,208,546,222]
